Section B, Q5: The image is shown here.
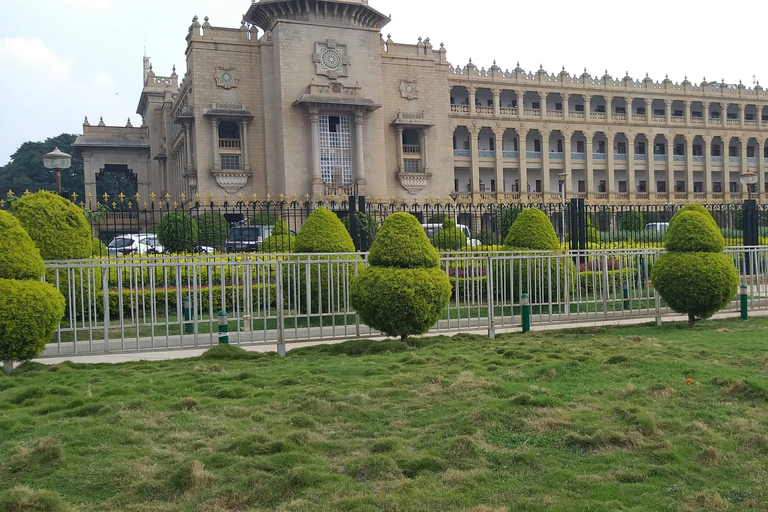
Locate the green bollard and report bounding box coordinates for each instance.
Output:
[521,293,531,334]
[183,295,194,334]
[623,281,630,310]
[218,310,229,344]
[740,284,748,321]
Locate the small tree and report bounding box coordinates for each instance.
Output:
[619,210,644,233]
[651,210,739,327]
[0,211,65,374]
[251,211,278,227]
[433,218,467,250]
[157,212,198,253]
[196,211,230,248]
[350,212,451,343]
[260,220,295,253]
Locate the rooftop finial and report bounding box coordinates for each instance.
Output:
[83,116,89,126]
[192,15,198,23]
[562,66,565,71]
[204,16,209,22]
[172,65,176,74]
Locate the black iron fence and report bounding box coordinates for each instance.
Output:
[84,198,768,257]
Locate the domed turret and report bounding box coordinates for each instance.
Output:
[246,0,390,32]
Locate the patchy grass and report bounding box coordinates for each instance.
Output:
[2,318,768,511]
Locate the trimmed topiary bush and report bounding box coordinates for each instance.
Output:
[14,191,91,260]
[0,211,65,373]
[350,212,451,342]
[294,207,355,253]
[619,210,644,233]
[504,208,560,250]
[669,203,718,231]
[0,210,45,280]
[433,218,467,251]
[157,212,198,253]
[260,220,295,253]
[651,210,738,327]
[196,211,230,248]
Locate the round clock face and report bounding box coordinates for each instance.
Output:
[220,71,234,84]
[321,49,343,71]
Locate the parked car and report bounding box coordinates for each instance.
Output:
[224,225,273,253]
[421,223,481,247]
[107,234,164,256]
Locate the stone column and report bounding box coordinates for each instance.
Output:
[684,100,691,125]
[627,134,636,201]
[626,96,633,125]
[562,93,570,118]
[241,120,250,170]
[585,134,594,201]
[211,119,220,170]
[494,128,504,197]
[518,128,528,201]
[470,125,480,200]
[517,90,525,120]
[469,86,477,115]
[396,127,404,173]
[540,91,547,118]
[686,135,694,200]
[82,152,97,205]
[493,88,500,117]
[422,128,430,174]
[740,103,746,130]
[646,98,653,126]
[541,129,551,200]
[584,94,592,120]
[353,111,366,190]
[563,132,572,198]
[703,136,712,202]
[605,95,613,121]
[740,136,748,179]
[665,99,672,125]
[606,133,615,199]
[666,136,674,200]
[703,100,710,128]
[184,123,193,172]
[759,140,766,201]
[309,108,323,194]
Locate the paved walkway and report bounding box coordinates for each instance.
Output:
[22,308,765,368]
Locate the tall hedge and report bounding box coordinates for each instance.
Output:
[651,210,738,327]
[14,191,91,260]
[157,212,198,253]
[196,211,229,248]
[350,212,451,342]
[0,211,65,372]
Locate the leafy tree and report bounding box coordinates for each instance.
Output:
[196,211,230,248]
[157,212,198,253]
[433,218,467,250]
[0,134,84,200]
[619,210,644,233]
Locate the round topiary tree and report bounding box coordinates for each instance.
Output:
[0,211,65,374]
[669,203,718,232]
[156,212,198,254]
[14,191,91,260]
[260,220,295,253]
[350,212,451,343]
[290,208,355,313]
[651,210,739,327]
[619,210,644,233]
[196,211,229,249]
[504,208,560,250]
[433,218,467,250]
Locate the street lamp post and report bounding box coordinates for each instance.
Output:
[558,172,568,244]
[43,147,72,196]
[740,170,758,201]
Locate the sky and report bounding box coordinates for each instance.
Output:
[2,0,767,165]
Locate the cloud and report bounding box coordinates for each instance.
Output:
[0,38,71,77]
[57,0,113,9]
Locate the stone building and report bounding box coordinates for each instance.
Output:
[74,0,768,205]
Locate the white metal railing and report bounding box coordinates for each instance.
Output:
[40,247,768,357]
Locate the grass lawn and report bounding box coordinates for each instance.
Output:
[2,318,768,511]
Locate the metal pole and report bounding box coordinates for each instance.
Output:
[183,295,193,334]
[740,284,748,320]
[217,310,229,344]
[55,168,62,196]
[521,293,530,334]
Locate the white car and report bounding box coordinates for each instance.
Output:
[107,234,165,256]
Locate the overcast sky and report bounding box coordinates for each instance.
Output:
[2,0,767,165]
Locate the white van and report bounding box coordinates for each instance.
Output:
[421,223,481,247]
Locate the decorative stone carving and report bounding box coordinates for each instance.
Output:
[400,80,419,100]
[212,171,250,193]
[215,68,239,89]
[313,39,350,80]
[398,172,431,195]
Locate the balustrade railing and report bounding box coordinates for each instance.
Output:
[524,108,541,117]
[451,104,469,113]
[219,138,241,149]
[476,106,493,114]
[403,144,421,154]
[499,107,517,116]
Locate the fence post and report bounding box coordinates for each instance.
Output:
[521,293,530,334]
[655,292,662,326]
[358,196,368,252]
[102,264,110,352]
[276,260,286,357]
[348,195,358,251]
[743,199,758,275]
[487,255,495,339]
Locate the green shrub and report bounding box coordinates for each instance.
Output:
[670,203,718,231]
[665,211,724,253]
[350,212,451,342]
[196,211,229,248]
[342,212,379,240]
[260,230,295,253]
[92,236,108,258]
[433,218,467,250]
[504,208,560,250]
[368,213,438,269]
[652,209,738,327]
[477,229,499,246]
[498,205,522,241]
[14,191,91,260]
[427,213,448,224]
[294,207,355,253]
[619,211,644,233]
[157,212,198,253]
[0,210,45,280]
[651,253,738,324]
[0,278,65,363]
[250,211,278,227]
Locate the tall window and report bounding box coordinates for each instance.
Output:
[319,115,352,185]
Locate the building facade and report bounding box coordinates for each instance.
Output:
[74,0,768,206]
